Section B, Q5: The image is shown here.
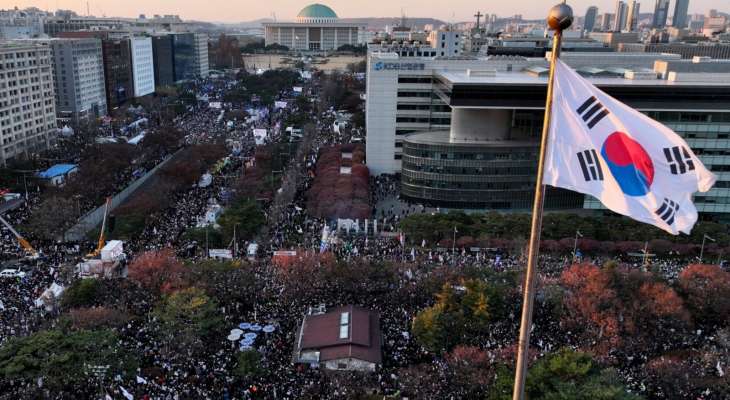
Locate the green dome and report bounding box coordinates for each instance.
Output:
[297,4,338,19]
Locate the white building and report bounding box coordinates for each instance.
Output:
[0,42,57,165]
[427,29,463,57]
[193,33,209,78]
[263,4,366,51]
[130,37,155,97]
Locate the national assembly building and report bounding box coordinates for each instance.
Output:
[263,4,366,51]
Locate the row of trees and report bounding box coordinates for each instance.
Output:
[306,144,370,220]
[400,211,730,249]
[110,144,227,238]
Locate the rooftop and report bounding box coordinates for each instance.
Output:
[38,164,77,178]
[297,4,338,19]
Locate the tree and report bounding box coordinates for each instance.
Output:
[153,287,224,352]
[25,196,77,240]
[67,306,129,330]
[445,346,493,396]
[524,348,640,400]
[678,264,730,325]
[234,350,262,378]
[0,329,136,391]
[216,198,265,244]
[61,279,105,309]
[560,263,690,357]
[128,249,187,295]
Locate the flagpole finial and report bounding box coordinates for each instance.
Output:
[547,3,573,31]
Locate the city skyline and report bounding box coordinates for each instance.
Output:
[5,0,728,23]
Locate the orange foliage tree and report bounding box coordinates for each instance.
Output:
[678,264,730,325]
[560,263,690,357]
[128,249,188,295]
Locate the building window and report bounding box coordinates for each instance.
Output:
[339,312,349,339]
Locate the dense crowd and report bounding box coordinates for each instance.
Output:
[1,71,727,400]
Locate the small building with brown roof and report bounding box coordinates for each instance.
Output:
[293,305,382,372]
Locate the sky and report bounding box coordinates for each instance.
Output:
[6,0,729,23]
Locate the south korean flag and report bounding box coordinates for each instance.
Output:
[544,59,716,234]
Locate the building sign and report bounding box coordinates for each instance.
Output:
[374,61,426,71]
[209,249,233,259]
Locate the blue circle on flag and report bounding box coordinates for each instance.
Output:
[600,132,655,197]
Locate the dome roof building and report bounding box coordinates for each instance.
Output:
[296,4,338,23]
[263,3,366,52]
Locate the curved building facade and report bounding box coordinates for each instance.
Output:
[401,108,582,209]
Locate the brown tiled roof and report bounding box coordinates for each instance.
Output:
[296,305,382,364]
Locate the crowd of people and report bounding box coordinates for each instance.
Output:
[1,70,727,400]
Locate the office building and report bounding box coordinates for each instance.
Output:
[365,52,730,218]
[613,1,628,32]
[600,13,615,31]
[263,4,366,51]
[589,31,640,48]
[481,35,611,57]
[152,34,174,86]
[0,42,56,165]
[618,42,730,59]
[652,0,670,28]
[170,32,208,82]
[130,37,155,97]
[584,6,598,32]
[672,0,690,28]
[625,0,640,32]
[45,38,107,121]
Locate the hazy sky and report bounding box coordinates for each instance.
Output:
[6,0,729,23]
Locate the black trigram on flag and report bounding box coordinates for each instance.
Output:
[576,96,610,129]
[655,198,680,225]
[577,149,604,182]
[663,146,695,175]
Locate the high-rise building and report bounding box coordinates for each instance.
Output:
[130,37,155,97]
[0,42,57,165]
[192,33,209,78]
[152,35,175,87]
[584,6,598,32]
[45,38,107,121]
[625,0,640,31]
[601,13,615,31]
[672,0,690,28]
[613,1,628,32]
[652,0,670,28]
[427,29,463,57]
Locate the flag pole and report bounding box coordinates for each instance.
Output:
[512,3,573,400]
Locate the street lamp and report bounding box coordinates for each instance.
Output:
[699,234,715,264]
[571,230,583,263]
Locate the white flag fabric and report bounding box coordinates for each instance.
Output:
[544,59,716,235]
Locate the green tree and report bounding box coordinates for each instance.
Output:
[488,349,641,400]
[61,279,104,309]
[217,198,265,244]
[234,350,262,378]
[153,287,224,352]
[0,329,136,391]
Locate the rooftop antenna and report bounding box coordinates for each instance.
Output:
[86,1,89,16]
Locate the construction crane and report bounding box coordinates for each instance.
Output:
[86,197,112,258]
[0,214,38,258]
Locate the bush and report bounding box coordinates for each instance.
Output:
[61,279,104,309]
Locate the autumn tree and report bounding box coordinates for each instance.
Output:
[25,196,77,240]
[445,346,493,397]
[560,263,691,357]
[128,249,187,295]
[678,264,730,325]
[67,306,129,330]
